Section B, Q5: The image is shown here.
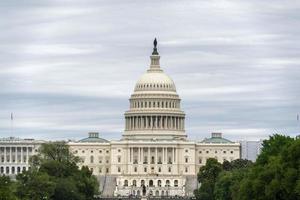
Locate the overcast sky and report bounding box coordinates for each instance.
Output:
[0,0,299,141]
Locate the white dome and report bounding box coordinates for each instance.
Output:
[134,70,176,92]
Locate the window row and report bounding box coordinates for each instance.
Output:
[123,179,178,187]
[198,150,234,154]
[135,83,175,91]
[130,100,180,109]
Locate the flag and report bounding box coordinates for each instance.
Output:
[297,114,299,121]
[11,113,13,121]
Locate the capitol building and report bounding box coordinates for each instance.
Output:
[0,39,240,197]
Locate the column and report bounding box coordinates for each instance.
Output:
[155,148,158,164]
[148,147,150,165]
[127,147,130,164]
[138,147,141,163]
[9,147,12,163]
[4,146,6,163]
[26,147,29,163]
[141,148,144,163]
[173,148,175,163]
[155,116,158,129]
[162,148,165,164]
[21,147,23,164]
[150,116,153,129]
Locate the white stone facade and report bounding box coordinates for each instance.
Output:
[0,137,44,176]
[68,41,241,197]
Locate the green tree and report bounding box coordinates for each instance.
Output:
[16,170,55,200]
[0,175,17,200]
[195,158,223,200]
[16,142,99,200]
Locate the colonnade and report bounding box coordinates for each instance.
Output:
[0,146,32,175]
[125,116,184,131]
[127,147,177,165]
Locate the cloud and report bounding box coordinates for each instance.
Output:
[0,0,299,141]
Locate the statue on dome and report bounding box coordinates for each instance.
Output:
[152,38,159,55]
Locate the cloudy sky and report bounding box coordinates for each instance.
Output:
[0,0,299,141]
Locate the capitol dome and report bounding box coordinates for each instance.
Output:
[123,39,186,141]
[134,70,176,93]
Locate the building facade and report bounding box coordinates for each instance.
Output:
[240,140,263,162]
[0,137,44,176]
[68,40,241,197]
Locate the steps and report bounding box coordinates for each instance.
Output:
[99,175,117,197]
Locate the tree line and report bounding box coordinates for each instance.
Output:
[0,142,99,200]
[194,134,300,200]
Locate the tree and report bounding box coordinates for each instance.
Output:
[16,142,99,200]
[0,175,17,200]
[195,158,223,200]
[16,170,55,200]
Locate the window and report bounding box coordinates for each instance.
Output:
[199,151,202,154]
[158,180,161,187]
[82,150,85,153]
[223,151,226,154]
[185,149,188,153]
[106,168,109,173]
[206,151,209,154]
[199,158,202,164]
[158,167,161,172]
[118,149,121,152]
[168,167,171,173]
[174,180,178,187]
[185,157,188,163]
[166,180,170,187]
[230,151,233,154]
[134,167,137,172]
[90,156,94,163]
[215,151,217,154]
[91,150,93,153]
[118,167,121,173]
[185,167,188,173]
[133,180,137,186]
[151,156,155,164]
[118,156,121,163]
[99,150,102,153]
[158,157,162,164]
[144,167,147,172]
[124,180,128,186]
[106,150,109,153]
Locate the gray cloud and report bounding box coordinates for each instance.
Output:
[0,0,299,141]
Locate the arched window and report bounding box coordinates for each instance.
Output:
[141,180,145,186]
[174,180,178,187]
[166,180,170,187]
[149,180,154,187]
[158,180,161,187]
[133,180,137,186]
[124,180,128,186]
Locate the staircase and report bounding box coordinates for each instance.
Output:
[184,175,198,196]
[100,175,117,197]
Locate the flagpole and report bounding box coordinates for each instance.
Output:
[10,113,13,136]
